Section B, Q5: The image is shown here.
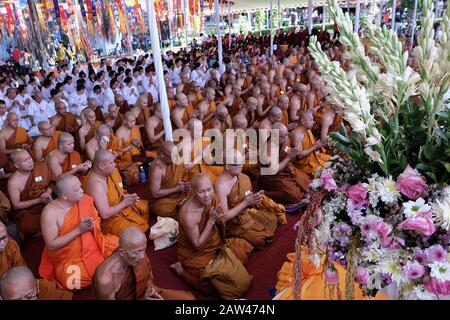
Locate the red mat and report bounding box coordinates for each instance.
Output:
[21,183,299,300]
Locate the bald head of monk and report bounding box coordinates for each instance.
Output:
[246,97,258,112]
[300,110,314,129]
[57,132,75,154]
[11,149,34,172]
[5,112,19,129]
[190,81,200,92]
[95,124,111,141]
[154,103,162,115]
[55,101,67,116]
[118,227,147,267]
[191,173,214,206]
[205,88,216,102]
[82,108,96,125]
[0,266,38,300]
[187,118,202,137]
[224,149,244,177]
[159,141,176,165]
[108,104,119,117]
[55,174,83,203]
[277,95,289,111]
[38,121,55,137]
[93,149,116,176]
[232,114,247,130]
[215,105,229,122]
[268,107,283,124]
[136,94,148,108]
[114,94,124,106]
[0,222,8,253]
[273,122,289,144]
[123,111,136,129]
[175,93,188,108]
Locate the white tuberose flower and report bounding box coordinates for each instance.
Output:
[403,198,432,218]
[429,261,450,282]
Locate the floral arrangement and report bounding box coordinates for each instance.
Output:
[308,157,450,299]
[292,0,450,300]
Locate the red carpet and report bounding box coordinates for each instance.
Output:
[21,182,299,300]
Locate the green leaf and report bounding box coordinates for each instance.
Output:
[439,161,450,173]
[330,132,350,144]
[425,172,438,183]
[434,127,449,143]
[423,143,436,161]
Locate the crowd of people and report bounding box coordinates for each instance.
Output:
[0,26,401,300]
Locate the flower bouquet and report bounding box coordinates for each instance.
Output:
[293,0,450,300]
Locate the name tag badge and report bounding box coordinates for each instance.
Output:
[35,176,43,182]
[72,164,77,168]
[118,182,123,188]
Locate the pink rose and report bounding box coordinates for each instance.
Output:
[347,182,368,206]
[324,268,340,285]
[425,278,450,296]
[398,211,436,236]
[355,267,369,286]
[396,165,428,200]
[320,172,338,191]
[375,220,392,240]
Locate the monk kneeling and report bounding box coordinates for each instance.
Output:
[86,149,149,237]
[94,227,194,300]
[0,222,26,277]
[39,174,119,290]
[0,266,73,300]
[7,149,53,238]
[171,174,253,299]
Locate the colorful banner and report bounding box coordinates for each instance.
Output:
[86,0,95,34]
[59,5,68,31]
[53,0,61,20]
[95,2,102,33]
[134,0,145,31]
[106,0,116,37]
[78,0,87,20]
[36,5,46,30]
[42,0,51,20]
[4,3,15,34]
[67,0,75,17]
[116,0,127,34]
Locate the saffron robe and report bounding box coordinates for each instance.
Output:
[0,239,27,277]
[5,127,33,172]
[38,279,73,300]
[294,130,331,176]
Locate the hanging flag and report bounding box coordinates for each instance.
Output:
[134,0,145,32]
[105,0,116,38]
[42,0,51,20]
[194,0,199,14]
[36,4,46,30]
[67,0,75,17]
[59,5,69,31]
[53,0,61,20]
[95,1,102,33]
[86,0,95,34]
[116,0,127,34]
[189,0,194,14]
[209,0,213,10]
[78,0,87,21]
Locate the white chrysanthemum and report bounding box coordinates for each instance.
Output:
[429,261,450,282]
[406,285,436,300]
[311,178,322,190]
[363,243,384,263]
[432,196,450,231]
[403,198,432,218]
[379,258,407,285]
[379,177,400,205]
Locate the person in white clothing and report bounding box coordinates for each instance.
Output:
[0,100,7,128]
[142,65,159,104]
[40,79,53,102]
[26,76,39,96]
[103,79,120,109]
[89,85,105,113]
[63,76,76,96]
[47,88,67,117]
[69,83,88,115]
[85,72,96,96]
[28,91,53,136]
[121,77,139,106]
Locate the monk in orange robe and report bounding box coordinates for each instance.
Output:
[8,150,53,238]
[40,175,118,290]
[171,174,253,298]
[116,112,143,165]
[50,101,80,134]
[274,247,388,300]
[85,150,149,237]
[144,103,165,159]
[32,122,61,161]
[291,110,331,176]
[0,266,73,300]
[0,222,26,277]
[148,141,191,219]
[94,227,194,300]
[104,104,124,132]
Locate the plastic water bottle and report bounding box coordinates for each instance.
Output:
[139,166,147,183]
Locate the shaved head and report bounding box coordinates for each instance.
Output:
[58,132,74,144]
[7,112,18,121]
[10,149,28,164]
[269,107,282,119]
[93,149,115,168]
[119,227,147,250]
[273,122,288,137]
[0,221,7,253]
[55,174,79,196]
[232,114,247,129]
[0,266,37,300]
[95,124,110,138]
[160,141,175,155]
[191,173,212,190]
[124,111,135,121]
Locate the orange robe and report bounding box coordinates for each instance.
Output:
[120,126,142,164]
[0,190,11,224]
[42,131,61,159]
[109,134,140,187]
[186,137,223,183]
[14,162,52,238]
[5,127,33,172]
[177,197,253,294]
[148,163,188,219]
[294,130,331,176]
[145,118,164,159]
[39,194,119,290]
[105,114,124,132]
[57,150,84,184]
[226,173,279,249]
[275,248,388,300]
[94,107,104,123]
[54,112,79,133]
[259,140,311,204]
[282,109,289,126]
[96,168,149,237]
[38,279,73,300]
[95,255,194,300]
[228,96,243,118]
[0,239,27,277]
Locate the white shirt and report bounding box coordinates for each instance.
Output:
[29,99,52,125]
[142,76,159,103]
[26,83,39,96]
[41,86,52,102]
[64,83,76,96]
[170,66,182,87]
[121,85,139,106]
[69,91,88,115]
[103,87,118,108]
[89,92,105,111]
[47,99,67,117]
[0,113,7,128]
[6,96,32,129]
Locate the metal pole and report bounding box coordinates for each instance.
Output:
[270,0,274,56]
[145,0,173,141]
[307,0,313,35]
[214,0,223,70]
[410,0,418,47]
[391,0,397,31]
[355,0,360,33]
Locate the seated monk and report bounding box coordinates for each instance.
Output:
[258,123,310,206]
[148,141,191,219]
[115,112,143,166]
[0,266,73,300]
[144,103,165,158]
[214,151,280,249]
[94,227,194,300]
[187,81,203,107]
[196,88,216,126]
[0,222,26,277]
[77,108,101,152]
[115,94,130,115]
[131,95,151,147]
[39,174,119,290]
[46,132,91,182]
[170,174,253,298]
[238,97,258,129]
[290,110,330,176]
[31,121,60,161]
[0,112,33,173]
[50,101,79,134]
[104,103,124,133]
[204,105,232,133]
[85,149,149,237]
[7,149,53,238]
[274,247,387,300]
[259,107,283,131]
[289,83,308,123]
[277,94,296,130]
[171,93,197,129]
[218,85,244,118]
